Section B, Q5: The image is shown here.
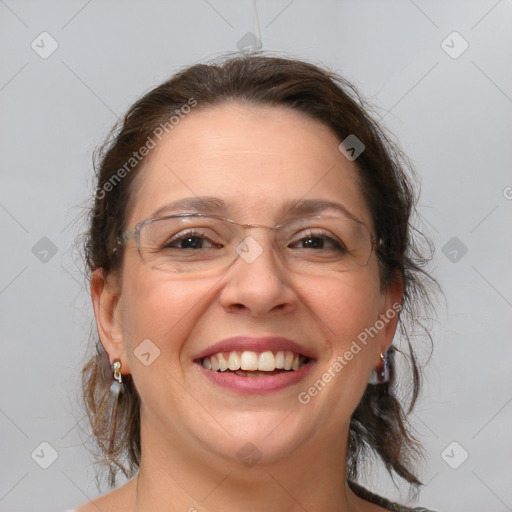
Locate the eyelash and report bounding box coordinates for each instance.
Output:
[163,229,222,249]
[289,231,345,250]
[162,229,346,252]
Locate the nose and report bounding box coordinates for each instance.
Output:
[219,235,298,317]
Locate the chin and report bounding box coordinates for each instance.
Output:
[193,409,314,468]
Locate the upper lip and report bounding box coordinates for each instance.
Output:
[192,336,317,361]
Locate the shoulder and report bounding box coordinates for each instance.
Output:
[70,477,136,512]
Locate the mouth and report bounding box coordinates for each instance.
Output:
[192,337,316,394]
[199,350,310,377]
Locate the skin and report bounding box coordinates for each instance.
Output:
[85,103,402,512]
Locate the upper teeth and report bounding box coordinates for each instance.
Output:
[201,350,307,372]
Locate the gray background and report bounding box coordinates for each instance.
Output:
[1,1,511,511]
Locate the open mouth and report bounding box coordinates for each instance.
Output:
[198,350,310,377]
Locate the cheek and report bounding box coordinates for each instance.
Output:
[290,271,384,436]
[120,260,213,366]
[295,267,383,345]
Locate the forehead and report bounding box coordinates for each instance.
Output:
[126,103,372,229]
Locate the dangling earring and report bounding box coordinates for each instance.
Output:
[108,359,124,485]
[110,359,124,395]
[109,359,124,435]
[369,352,390,384]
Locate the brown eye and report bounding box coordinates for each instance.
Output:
[167,235,205,249]
[289,232,346,252]
[163,230,222,250]
[297,236,325,249]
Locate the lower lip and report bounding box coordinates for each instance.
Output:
[195,361,315,395]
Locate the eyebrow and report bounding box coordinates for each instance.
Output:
[150,196,229,218]
[281,198,359,222]
[149,196,360,222]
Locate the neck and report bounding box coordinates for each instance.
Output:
[129,420,363,512]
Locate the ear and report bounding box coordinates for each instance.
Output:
[378,274,403,355]
[91,268,130,374]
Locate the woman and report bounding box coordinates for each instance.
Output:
[75,54,437,512]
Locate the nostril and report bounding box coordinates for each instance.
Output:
[229,302,288,313]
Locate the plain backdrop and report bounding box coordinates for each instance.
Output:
[1,1,511,511]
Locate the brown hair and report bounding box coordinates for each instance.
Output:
[81,53,436,489]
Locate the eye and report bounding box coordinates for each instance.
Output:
[163,230,222,250]
[288,231,347,252]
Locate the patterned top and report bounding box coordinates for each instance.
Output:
[349,481,438,511]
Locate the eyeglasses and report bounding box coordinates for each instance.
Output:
[118,213,379,277]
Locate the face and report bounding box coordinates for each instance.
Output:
[93,103,401,469]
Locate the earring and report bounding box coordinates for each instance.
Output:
[108,359,124,485]
[369,352,390,384]
[110,359,124,395]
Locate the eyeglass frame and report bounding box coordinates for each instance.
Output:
[115,212,384,272]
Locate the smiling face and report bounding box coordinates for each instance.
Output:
[93,102,401,470]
